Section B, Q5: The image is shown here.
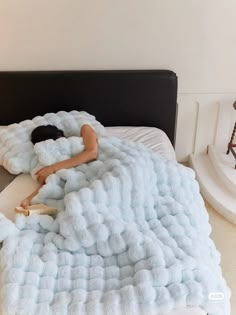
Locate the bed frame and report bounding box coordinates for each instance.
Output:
[0,70,178,146]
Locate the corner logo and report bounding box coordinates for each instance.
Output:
[208,292,225,301]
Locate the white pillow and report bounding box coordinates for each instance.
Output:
[0,111,106,174]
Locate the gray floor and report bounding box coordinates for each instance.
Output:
[0,166,16,192]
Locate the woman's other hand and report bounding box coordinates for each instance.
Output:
[19,185,43,209]
[20,197,31,209]
[36,165,55,185]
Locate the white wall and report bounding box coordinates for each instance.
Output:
[1,0,236,160]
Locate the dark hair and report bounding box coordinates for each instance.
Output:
[31,125,65,144]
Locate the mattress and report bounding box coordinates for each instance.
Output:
[0,127,206,315]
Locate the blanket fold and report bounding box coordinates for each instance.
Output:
[0,136,231,315]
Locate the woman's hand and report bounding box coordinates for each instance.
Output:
[20,197,31,209]
[19,185,43,209]
[36,165,56,185]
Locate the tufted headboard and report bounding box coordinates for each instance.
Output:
[0,70,178,146]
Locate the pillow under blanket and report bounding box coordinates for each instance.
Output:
[34,136,85,167]
[0,110,106,174]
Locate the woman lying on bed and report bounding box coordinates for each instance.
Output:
[20,124,98,208]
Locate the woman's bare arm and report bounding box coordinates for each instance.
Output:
[20,125,97,207]
[20,125,98,207]
[36,124,98,185]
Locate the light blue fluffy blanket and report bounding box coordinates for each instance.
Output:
[0,136,231,315]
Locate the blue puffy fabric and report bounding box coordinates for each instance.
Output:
[0,136,231,315]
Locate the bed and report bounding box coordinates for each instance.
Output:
[0,69,178,218]
[0,126,176,221]
[0,70,229,315]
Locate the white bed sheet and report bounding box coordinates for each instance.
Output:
[106,126,176,161]
[0,126,206,315]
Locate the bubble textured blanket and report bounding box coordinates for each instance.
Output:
[0,137,231,315]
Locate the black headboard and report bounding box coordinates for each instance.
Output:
[0,70,178,146]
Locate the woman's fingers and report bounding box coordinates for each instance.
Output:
[36,169,46,184]
[35,168,43,175]
[36,166,54,184]
[36,166,48,175]
[38,174,45,185]
[37,171,43,183]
